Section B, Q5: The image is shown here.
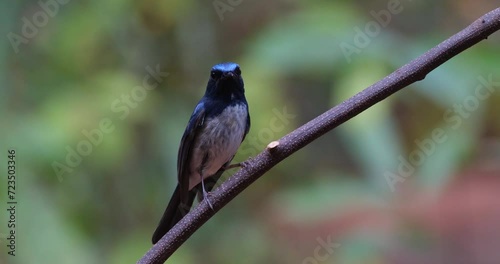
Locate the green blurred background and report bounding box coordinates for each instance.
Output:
[1,0,500,263]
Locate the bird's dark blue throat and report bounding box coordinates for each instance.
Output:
[151,62,250,244]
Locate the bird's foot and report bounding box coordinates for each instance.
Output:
[239,160,250,168]
[223,163,241,170]
[223,160,250,170]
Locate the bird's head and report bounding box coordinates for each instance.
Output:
[205,62,245,100]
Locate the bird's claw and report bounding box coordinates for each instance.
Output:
[223,163,241,170]
[223,160,250,170]
[239,160,250,168]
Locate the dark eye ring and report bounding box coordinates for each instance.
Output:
[211,70,222,79]
[234,67,241,75]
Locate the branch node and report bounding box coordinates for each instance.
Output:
[266,141,280,151]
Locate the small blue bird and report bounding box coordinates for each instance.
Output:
[152,62,250,244]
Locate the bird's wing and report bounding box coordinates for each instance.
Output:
[177,101,206,203]
[242,105,251,142]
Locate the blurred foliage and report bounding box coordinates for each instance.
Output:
[1,0,500,263]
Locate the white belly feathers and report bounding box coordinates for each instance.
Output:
[188,104,247,190]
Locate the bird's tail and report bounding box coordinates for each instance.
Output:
[151,168,226,244]
[152,185,195,244]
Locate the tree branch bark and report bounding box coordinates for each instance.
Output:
[138,8,500,264]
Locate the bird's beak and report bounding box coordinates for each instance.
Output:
[222,72,236,79]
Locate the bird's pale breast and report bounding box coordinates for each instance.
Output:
[188,104,247,190]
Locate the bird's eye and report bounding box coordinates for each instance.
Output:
[234,66,241,76]
[211,70,222,79]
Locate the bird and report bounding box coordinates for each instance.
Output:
[152,62,250,244]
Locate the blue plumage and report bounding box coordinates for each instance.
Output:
[152,62,250,244]
[212,62,240,72]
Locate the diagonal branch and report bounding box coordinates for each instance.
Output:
[138,8,500,264]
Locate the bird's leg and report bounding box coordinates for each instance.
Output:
[200,174,214,210]
[223,159,251,170]
[223,163,242,170]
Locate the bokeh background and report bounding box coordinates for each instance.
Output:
[2,1,500,263]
